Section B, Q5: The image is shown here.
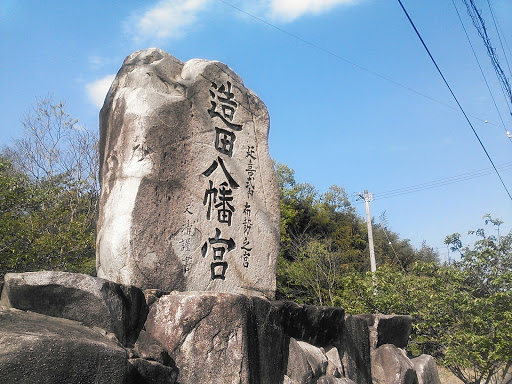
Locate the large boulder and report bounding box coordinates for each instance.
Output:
[273,301,345,346]
[371,344,418,384]
[0,307,128,384]
[132,329,174,366]
[286,339,345,384]
[0,271,148,346]
[411,354,441,384]
[96,48,280,299]
[336,315,372,384]
[324,346,343,378]
[286,338,315,384]
[359,314,413,349]
[296,340,328,381]
[144,291,287,383]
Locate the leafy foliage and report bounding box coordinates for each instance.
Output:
[3,98,508,384]
[0,158,97,278]
[0,98,98,278]
[331,219,512,384]
[274,162,434,304]
[274,162,511,384]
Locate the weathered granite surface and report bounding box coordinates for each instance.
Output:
[286,338,316,384]
[0,271,147,346]
[144,291,288,384]
[96,48,280,299]
[411,354,441,384]
[273,300,345,346]
[0,307,128,384]
[317,376,357,384]
[371,344,418,384]
[358,314,413,349]
[325,346,343,378]
[336,315,372,384]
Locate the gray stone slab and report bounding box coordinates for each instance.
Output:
[336,315,372,384]
[0,271,147,346]
[96,48,280,299]
[359,314,413,349]
[273,300,345,346]
[371,344,418,384]
[144,291,287,384]
[0,307,128,384]
[411,354,441,384]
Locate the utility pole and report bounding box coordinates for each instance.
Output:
[359,190,376,273]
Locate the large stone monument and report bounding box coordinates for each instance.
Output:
[96,48,280,299]
[0,49,442,384]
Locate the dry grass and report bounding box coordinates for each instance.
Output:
[437,365,464,384]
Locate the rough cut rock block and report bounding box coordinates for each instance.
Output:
[144,291,287,384]
[0,307,128,384]
[273,301,345,346]
[0,271,148,346]
[286,338,315,384]
[359,314,413,349]
[371,344,418,384]
[127,358,178,384]
[411,354,441,384]
[336,315,372,384]
[325,346,343,377]
[96,48,280,299]
[296,341,328,380]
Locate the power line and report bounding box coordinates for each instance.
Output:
[373,162,512,200]
[461,0,512,116]
[450,0,510,141]
[214,0,512,200]
[486,0,512,85]
[488,1,512,67]
[396,0,512,201]
[350,162,512,203]
[214,0,503,129]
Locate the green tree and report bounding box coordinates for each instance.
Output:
[442,217,512,384]
[275,162,368,302]
[274,162,430,304]
[0,98,98,278]
[0,157,96,278]
[336,217,512,384]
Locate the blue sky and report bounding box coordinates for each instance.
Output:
[1,0,511,260]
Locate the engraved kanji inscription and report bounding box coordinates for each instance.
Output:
[201,228,235,280]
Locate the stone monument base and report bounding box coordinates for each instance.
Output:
[0,272,440,384]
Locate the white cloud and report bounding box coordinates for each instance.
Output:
[86,74,116,108]
[267,0,358,22]
[88,55,113,70]
[124,0,361,42]
[127,0,211,43]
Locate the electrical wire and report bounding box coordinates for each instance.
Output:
[378,214,406,271]
[372,162,512,201]
[351,162,512,203]
[396,0,512,201]
[214,0,503,129]
[489,2,512,68]
[486,0,512,84]
[461,0,512,116]
[450,0,511,142]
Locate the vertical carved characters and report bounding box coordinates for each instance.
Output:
[202,81,244,278]
[96,49,279,298]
